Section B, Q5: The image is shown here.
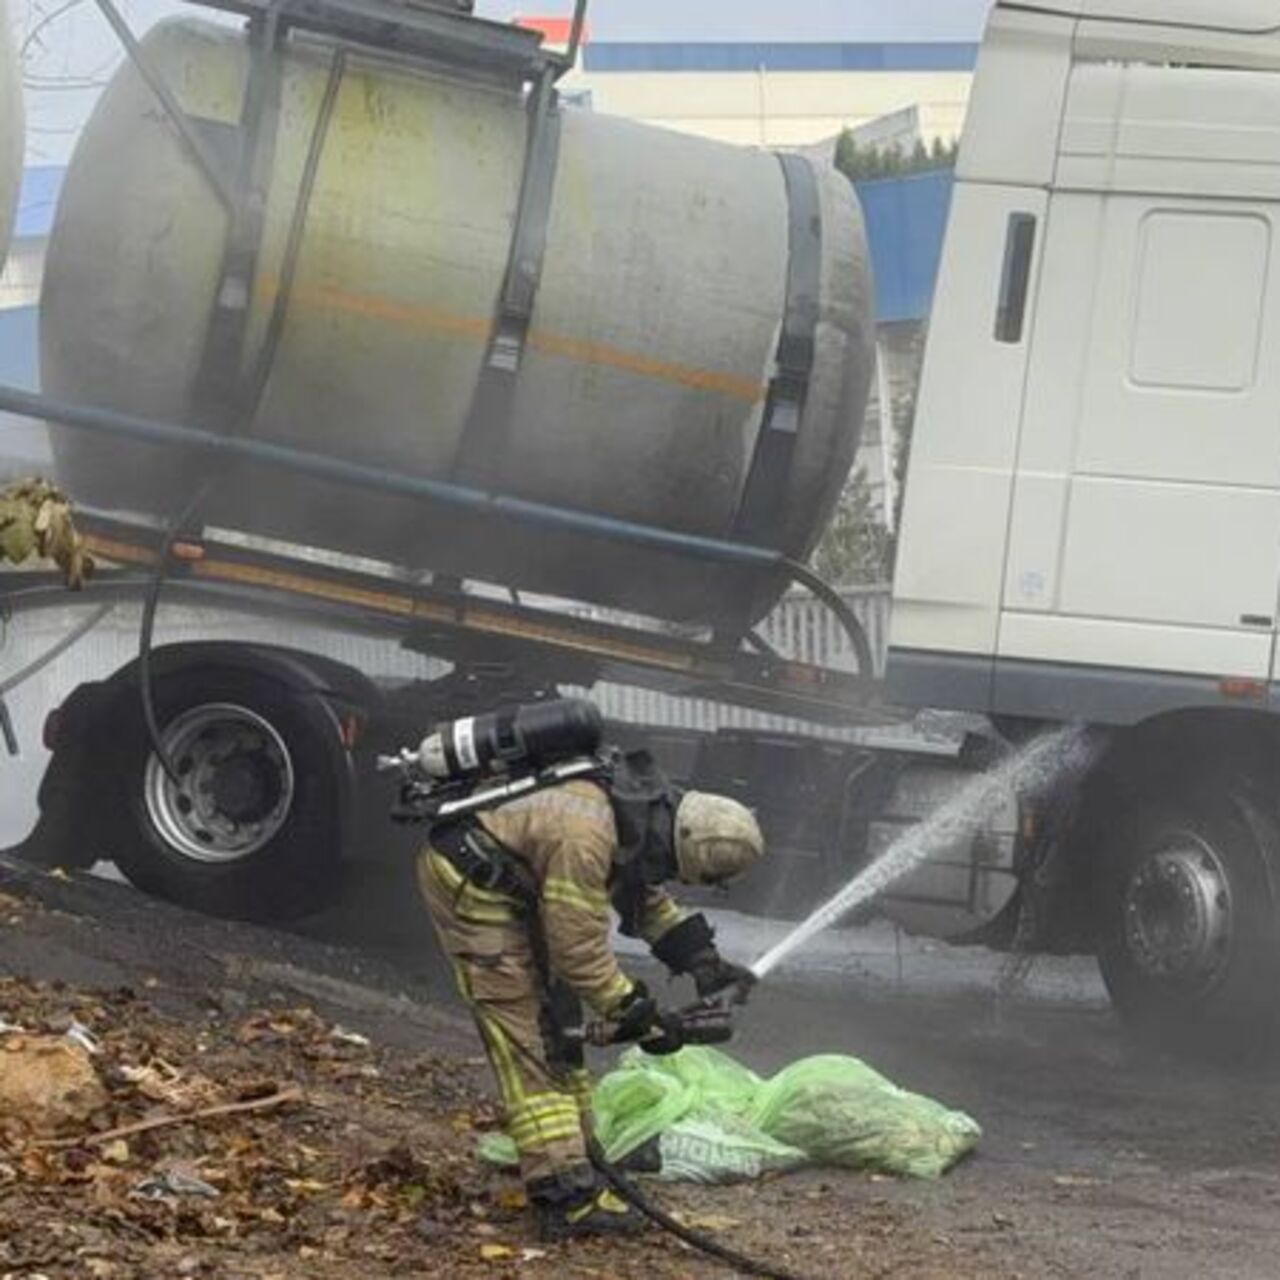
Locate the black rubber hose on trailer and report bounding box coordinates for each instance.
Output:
[138,488,209,787]
[784,558,876,680]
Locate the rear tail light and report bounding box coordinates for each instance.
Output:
[42,707,63,751]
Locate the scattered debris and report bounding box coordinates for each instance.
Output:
[0,1034,108,1134]
[0,908,1011,1280]
[131,1167,222,1201]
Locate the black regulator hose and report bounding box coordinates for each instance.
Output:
[587,1143,811,1280]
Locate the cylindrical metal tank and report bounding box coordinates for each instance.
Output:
[0,0,21,265]
[43,18,874,626]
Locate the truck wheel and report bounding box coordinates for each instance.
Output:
[1096,787,1280,1050]
[103,668,349,921]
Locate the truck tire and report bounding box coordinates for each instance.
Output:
[1096,786,1280,1051]
[101,667,350,921]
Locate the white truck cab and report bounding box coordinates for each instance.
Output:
[888,2,1280,1048]
[892,0,1280,724]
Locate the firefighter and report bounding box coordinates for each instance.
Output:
[417,773,763,1240]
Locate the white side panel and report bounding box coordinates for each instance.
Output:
[1003,475,1070,613]
[892,183,1048,656]
[1024,0,1280,28]
[958,9,1074,187]
[1003,194,1105,615]
[1074,201,1280,489]
[1076,0,1280,30]
[1000,613,1273,678]
[1058,480,1280,630]
[1059,65,1280,200]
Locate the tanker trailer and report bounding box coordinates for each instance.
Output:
[0,0,21,265]
[19,12,876,920]
[41,16,874,629]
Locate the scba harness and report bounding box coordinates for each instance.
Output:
[427,747,683,932]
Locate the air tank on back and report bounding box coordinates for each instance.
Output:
[42,17,874,626]
[0,0,21,265]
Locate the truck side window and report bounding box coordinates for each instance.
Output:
[994,212,1037,344]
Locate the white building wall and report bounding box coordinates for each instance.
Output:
[567,70,973,148]
[0,239,44,311]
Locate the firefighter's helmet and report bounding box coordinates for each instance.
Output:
[673,792,764,886]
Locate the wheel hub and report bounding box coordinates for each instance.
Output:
[144,703,295,864]
[1123,839,1231,988]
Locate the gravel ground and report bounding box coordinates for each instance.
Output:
[2,855,1279,1279]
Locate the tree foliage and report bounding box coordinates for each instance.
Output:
[835,134,959,184]
[810,352,922,589]
[810,466,893,587]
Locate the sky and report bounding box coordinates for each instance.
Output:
[11,0,995,164]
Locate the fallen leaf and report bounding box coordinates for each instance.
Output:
[480,1244,515,1261]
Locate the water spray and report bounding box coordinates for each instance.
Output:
[749,726,1092,982]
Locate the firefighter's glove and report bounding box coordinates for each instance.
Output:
[638,1011,685,1057]
[608,982,661,1046]
[690,952,757,1005]
[608,983,684,1056]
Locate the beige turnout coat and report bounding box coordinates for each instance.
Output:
[477,778,688,1015]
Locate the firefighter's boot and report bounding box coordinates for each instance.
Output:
[529,1167,648,1242]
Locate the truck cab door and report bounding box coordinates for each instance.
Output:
[998,60,1280,719]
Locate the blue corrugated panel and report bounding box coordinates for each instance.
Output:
[0,305,51,471]
[583,42,979,73]
[14,166,65,240]
[855,169,954,325]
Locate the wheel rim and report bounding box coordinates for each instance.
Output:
[144,703,295,864]
[1122,835,1232,991]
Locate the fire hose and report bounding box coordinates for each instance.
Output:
[571,993,812,1280]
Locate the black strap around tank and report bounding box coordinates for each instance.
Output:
[187,23,348,447]
[731,151,823,550]
[450,68,563,484]
[187,9,288,436]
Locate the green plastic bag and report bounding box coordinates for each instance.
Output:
[478,1046,980,1183]
[750,1054,981,1180]
[655,1116,807,1183]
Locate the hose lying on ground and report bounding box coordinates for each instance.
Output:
[588,1142,811,1280]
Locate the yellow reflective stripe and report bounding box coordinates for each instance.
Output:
[511,1124,585,1151]
[515,1092,579,1114]
[475,1013,524,1106]
[510,1111,582,1133]
[543,878,611,916]
[592,972,634,1015]
[457,902,519,925]
[512,1116,586,1136]
[428,852,464,890]
[642,899,686,944]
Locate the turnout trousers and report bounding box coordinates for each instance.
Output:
[417,850,594,1185]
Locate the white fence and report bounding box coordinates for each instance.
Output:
[0,586,893,845]
[577,586,891,737]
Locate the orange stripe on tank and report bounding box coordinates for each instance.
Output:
[256,275,765,404]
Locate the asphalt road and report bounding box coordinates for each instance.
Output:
[3,855,1279,1279]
